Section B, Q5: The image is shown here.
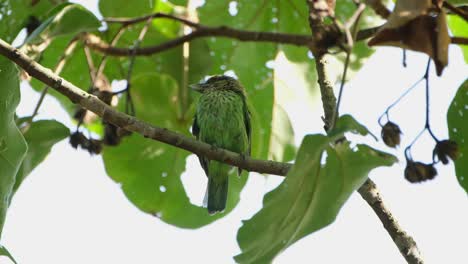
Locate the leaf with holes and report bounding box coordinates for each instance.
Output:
[102,73,247,228]
[448,79,468,193]
[235,116,396,263]
[0,57,28,237]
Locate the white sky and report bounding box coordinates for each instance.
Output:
[2,1,468,264]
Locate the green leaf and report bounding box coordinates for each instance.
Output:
[0,0,57,43]
[0,57,28,237]
[448,15,468,63]
[0,245,17,264]
[103,73,247,228]
[447,79,468,193]
[329,114,376,140]
[235,118,396,263]
[13,120,69,195]
[26,3,101,43]
[99,0,154,17]
[268,104,296,162]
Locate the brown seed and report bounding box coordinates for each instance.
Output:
[404,161,437,183]
[433,140,459,164]
[381,121,402,148]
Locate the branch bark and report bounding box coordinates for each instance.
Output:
[0,38,291,176]
[305,2,424,264]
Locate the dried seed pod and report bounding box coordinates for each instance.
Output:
[103,123,121,146]
[433,140,459,164]
[381,121,402,148]
[404,161,437,183]
[87,139,103,155]
[69,132,88,149]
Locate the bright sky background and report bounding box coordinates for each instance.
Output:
[2,1,468,264]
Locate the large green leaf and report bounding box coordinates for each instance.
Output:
[103,73,247,228]
[448,15,468,63]
[447,79,468,193]
[0,57,28,238]
[13,120,69,195]
[235,116,396,263]
[0,0,58,43]
[25,3,101,43]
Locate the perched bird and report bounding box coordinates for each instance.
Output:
[191,76,251,214]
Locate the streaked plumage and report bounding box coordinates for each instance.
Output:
[191,75,251,214]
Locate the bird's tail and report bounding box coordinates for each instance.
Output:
[205,162,229,214]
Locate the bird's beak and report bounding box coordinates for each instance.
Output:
[190,83,206,93]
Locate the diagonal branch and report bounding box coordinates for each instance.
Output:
[81,27,315,56]
[85,16,465,58]
[0,38,291,176]
[305,1,424,264]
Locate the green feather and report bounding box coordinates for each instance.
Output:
[192,76,251,214]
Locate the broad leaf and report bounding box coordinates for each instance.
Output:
[0,0,58,43]
[235,116,396,263]
[13,120,69,195]
[25,3,101,43]
[103,73,247,228]
[447,79,468,193]
[0,57,28,237]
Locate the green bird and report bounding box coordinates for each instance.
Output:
[191,75,251,214]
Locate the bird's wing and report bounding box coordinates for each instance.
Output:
[244,104,252,156]
[238,102,252,176]
[192,114,209,175]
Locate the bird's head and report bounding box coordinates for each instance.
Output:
[190,75,245,95]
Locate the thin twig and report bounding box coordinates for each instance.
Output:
[104,12,200,28]
[333,3,366,128]
[451,36,468,45]
[124,17,153,116]
[443,1,468,22]
[364,0,391,18]
[83,46,97,83]
[30,36,79,120]
[95,26,127,82]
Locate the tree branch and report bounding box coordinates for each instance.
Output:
[305,2,424,264]
[358,180,423,264]
[81,26,315,56]
[0,38,291,176]
[443,1,468,23]
[104,12,200,28]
